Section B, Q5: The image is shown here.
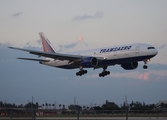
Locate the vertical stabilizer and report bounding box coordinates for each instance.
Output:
[39,32,56,53]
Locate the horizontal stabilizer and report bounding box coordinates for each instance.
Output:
[18,58,50,62]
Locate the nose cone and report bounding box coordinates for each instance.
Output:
[154,48,158,56]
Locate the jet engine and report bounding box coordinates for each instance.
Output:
[81,57,98,68]
[121,62,138,70]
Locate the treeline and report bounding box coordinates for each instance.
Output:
[0,100,166,111]
[87,100,156,111]
[67,100,156,111]
[0,101,39,109]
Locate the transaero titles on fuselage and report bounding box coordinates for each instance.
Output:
[100,45,132,53]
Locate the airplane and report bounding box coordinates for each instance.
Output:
[9,32,158,77]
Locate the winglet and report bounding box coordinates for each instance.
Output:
[39,32,56,53]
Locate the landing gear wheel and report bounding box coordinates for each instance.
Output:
[84,70,87,74]
[143,65,148,69]
[143,59,150,69]
[99,70,110,77]
[99,73,104,77]
[76,69,87,76]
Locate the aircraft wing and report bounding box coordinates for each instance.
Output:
[18,58,50,62]
[9,47,104,61]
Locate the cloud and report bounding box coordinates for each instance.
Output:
[58,43,77,52]
[136,70,167,81]
[57,37,88,52]
[138,72,149,80]
[64,42,77,49]
[86,74,99,79]
[108,71,144,80]
[0,42,11,47]
[78,36,83,41]
[73,11,104,21]
[36,39,41,45]
[24,40,42,49]
[12,12,23,17]
[149,72,167,81]
[148,63,167,70]
[58,42,80,52]
[86,69,167,81]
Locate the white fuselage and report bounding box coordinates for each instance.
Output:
[42,43,158,69]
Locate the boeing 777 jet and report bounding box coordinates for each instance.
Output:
[9,32,158,77]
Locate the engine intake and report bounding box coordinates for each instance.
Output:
[81,57,98,68]
[121,62,138,70]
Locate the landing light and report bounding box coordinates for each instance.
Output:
[104,57,107,60]
[147,59,150,62]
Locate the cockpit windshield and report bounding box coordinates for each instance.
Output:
[147,47,155,49]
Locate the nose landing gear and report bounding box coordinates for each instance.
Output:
[143,65,148,69]
[143,59,150,69]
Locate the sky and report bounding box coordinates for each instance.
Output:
[0,0,167,107]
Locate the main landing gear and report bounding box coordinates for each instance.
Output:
[143,59,150,69]
[99,66,110,77]
[76,67,87,76]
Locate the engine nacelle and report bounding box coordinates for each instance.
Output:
[121,62,138,70]
[81,57,98,68]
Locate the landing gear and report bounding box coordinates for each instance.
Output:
[99,66,110,77]
[99,71,110,77]
[76,70,87,76]
[76,67,87,76]
[143,65,148,69]
[143,59,150,69]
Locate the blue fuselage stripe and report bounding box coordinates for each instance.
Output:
[56,55,155,69]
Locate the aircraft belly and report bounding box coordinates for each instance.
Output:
[99,54,155,66]
[44,60,69,67]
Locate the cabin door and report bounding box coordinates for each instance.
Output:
[135,46,140,53]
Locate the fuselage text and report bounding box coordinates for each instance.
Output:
[100,46,132,53]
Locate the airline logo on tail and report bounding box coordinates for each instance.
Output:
[39,32,56,53]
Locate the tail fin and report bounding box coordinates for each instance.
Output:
[39,32,56,53]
